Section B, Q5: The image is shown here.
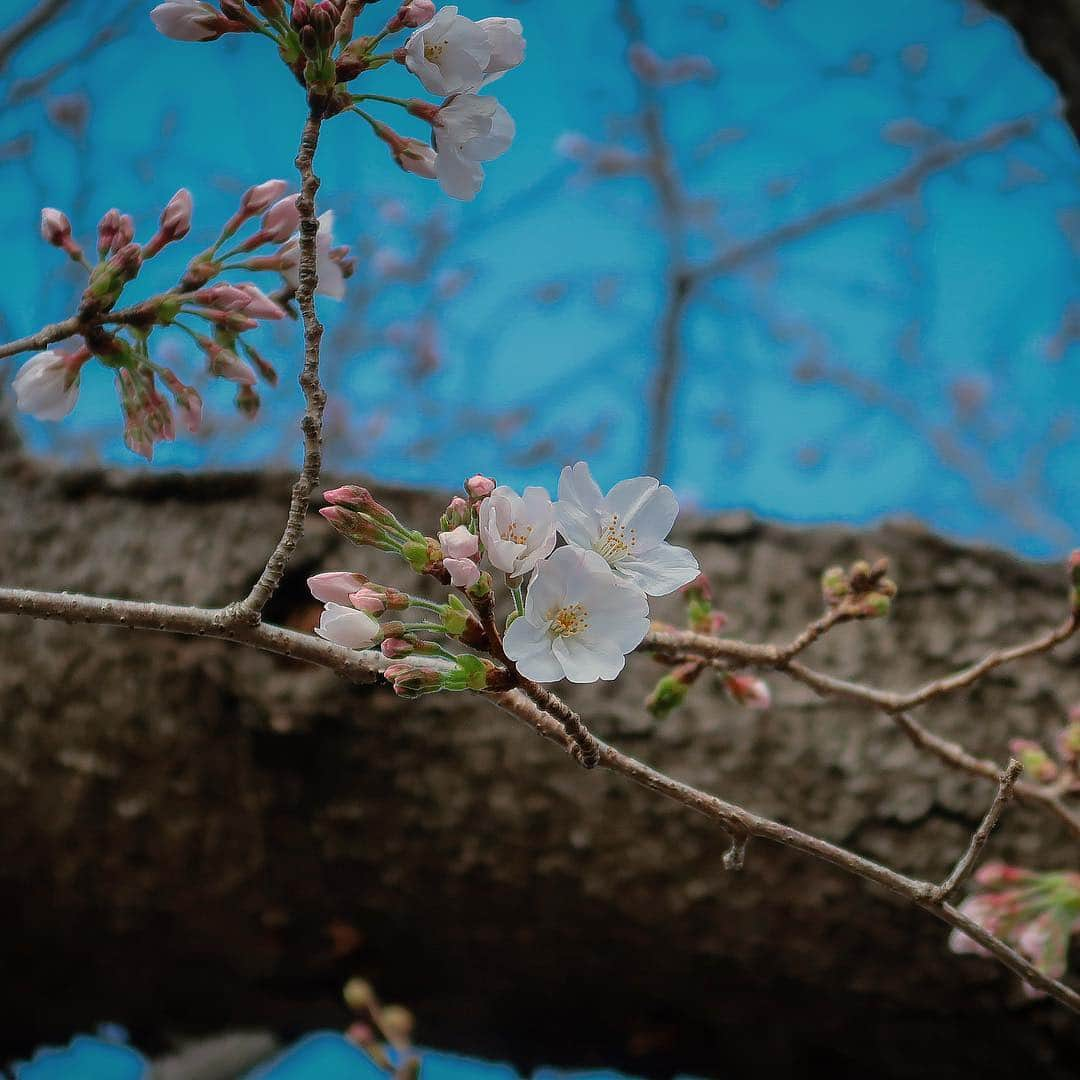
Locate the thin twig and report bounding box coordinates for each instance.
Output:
[935,758,1023,902]
[234,112,328,621]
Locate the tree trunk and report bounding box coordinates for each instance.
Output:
[1,444,1077,1077]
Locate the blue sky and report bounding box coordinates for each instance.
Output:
[2,0,1078,556]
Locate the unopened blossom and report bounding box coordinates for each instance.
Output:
[159,369,203,433]
[724,673,771,710]
[278,210,346,300]
[314,602,380,649]
[478,484,556,578]
[503,546,649,683]
[404,6,492,96]
[261,195,302,243]
[476,17,525,84]
[240,178,289,215]
[40,208,71,246]
[466,474,496,499]
[388,0,437,31]
[555,461,699,596]
[431,94,515,201]
[235,283,285,319]
[344,587,384,616]
[12,349,85,421]
[308,571,369,606]
[151,0,230,40]
[143,188,193,257]
[439,525,481,588]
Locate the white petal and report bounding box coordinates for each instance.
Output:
[504,617,563,682]
[435,145,484,201]
[555,502,598,549]
[552,637,625,683]
[486,536,525,574]
[604,476,661,532]
[619,542,700,596]
[557,461,604,514]
[461,102,515,162]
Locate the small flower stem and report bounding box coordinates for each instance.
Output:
[510,583,525,617]
[351,106,381,133]
[352,92,411,109]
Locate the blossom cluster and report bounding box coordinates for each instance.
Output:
[950,863,1080,993]
[15,183,351,458]
[151,1,525,201]
[309,461,700,686]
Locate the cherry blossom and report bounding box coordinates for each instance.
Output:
[279,210,346,300]
[432,93,515,201]
[478,484,556,578]
[13,350,84,421]
[314,602,380,649]
[404,6,493,96]
[555,461,699,596]
[150,0,226,41]
[439,525,481,588]
[503,546,650,683]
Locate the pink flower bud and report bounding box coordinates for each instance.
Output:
[241,178,290,215]
[160,188,193,239]
[235,283,285,320]
[439,525,479,561]
[151,0,229,41]
[40,207,83,261]
[159,368,203,433]
[96,208,123,257]
[381,637,415,659]
[308,571,370,605]
[142,189,192,258]
[349,586,387,615]
[724,674,771,710]
[199,338,257,385]
[465,474,496,499]
[388,0,435,30]
[444,558,481,589]
[260,195,301,243]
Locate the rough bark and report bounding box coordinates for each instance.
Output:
[1,444,1078,1077]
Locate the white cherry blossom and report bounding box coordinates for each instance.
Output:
[476,17,525,84]
[404,6,492,96]
[432,94,515,201]
[503,546,649,683]
[478,484,556,578]
[279,210,346,300]
[555,461,699,596]
[13,350,81,421]
[314,602,379,649]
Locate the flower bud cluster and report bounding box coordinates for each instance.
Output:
[950,864,1080,992]
[150,3,526,202]
[821,557,897,618]
[16,180,350,457]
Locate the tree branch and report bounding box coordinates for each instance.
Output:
[935,758,1023,902]
[234,112,328,621]
[3,582,1076,1009]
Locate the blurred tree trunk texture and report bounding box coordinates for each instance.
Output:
[1,436,1078,1078]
